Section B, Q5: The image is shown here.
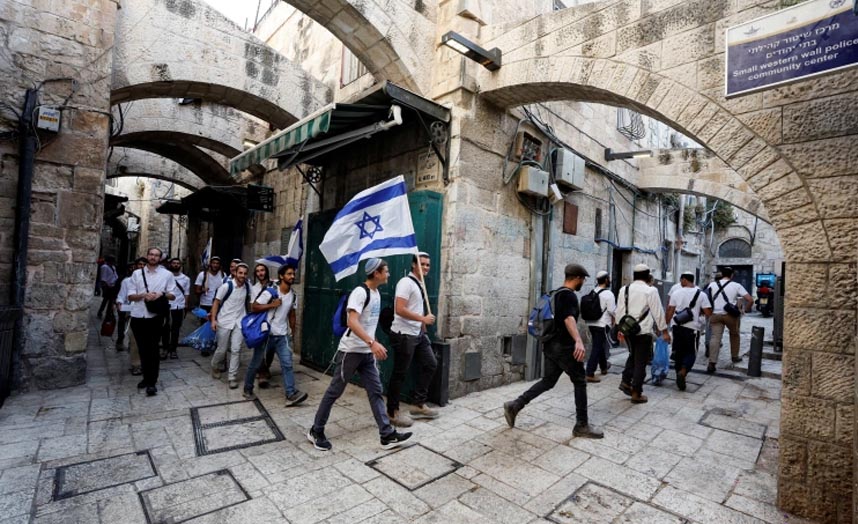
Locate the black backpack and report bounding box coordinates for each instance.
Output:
[580,288,607,321]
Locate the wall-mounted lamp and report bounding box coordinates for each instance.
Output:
[441,31,502,71]
[604,148,653,161]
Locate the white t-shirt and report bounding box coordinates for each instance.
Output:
[706,279,748,315]
[195,271,225,306]
[115,278,133,312]
[585,287,616,328]
[668,282,682,298]
[615,281,668,334]
[99,264,118,286]
[249,281,271,303]
[128,266,178,319]
[337,285,380,354]
[170,273,191,310]
[256,287,297,336]
[214,281,248,330]
[669,286,713,332]
[390,274,425,336]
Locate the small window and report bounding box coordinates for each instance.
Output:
[718,238,752,258]
[341,47,368,86]
[563,202,578,235]
[594,208,602,239]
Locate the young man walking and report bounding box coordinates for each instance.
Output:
[584,271,615,382]
[666,272,712,390]
[249,263,277,388]
[195,256,224,356]
[308,258,412,451]
[503,264,603,439]
[615,264,670,404]
[243,264,308,406]
[705,266,753,373]
[210,262,249,389]
[160,258,190,360]
[97,255,119,319]
[387,252,438,427]
[127,247,177,396]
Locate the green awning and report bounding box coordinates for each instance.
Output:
[229,104,333,177]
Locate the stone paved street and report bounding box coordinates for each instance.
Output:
[0,314,810,523]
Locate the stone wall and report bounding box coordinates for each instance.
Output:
[0,0,119,389]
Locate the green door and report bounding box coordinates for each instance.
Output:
[301,191,442,396]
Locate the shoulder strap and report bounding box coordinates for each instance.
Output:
[715,280,730,303]
[689,288,701,308]
[359,283,371,311]
[407,275,427,313]
[254,284,269,303]
[175,279,185,295]
[141,269,150,292]
[625,285,650,321]
[596,288,606,296]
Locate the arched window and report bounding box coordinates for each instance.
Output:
[718,238,752,258]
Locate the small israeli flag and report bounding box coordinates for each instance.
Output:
[320,175,418,281]
[200,237,212,269]
[285,219,304,266]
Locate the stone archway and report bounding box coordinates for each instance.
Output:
[112,0,332,129]
[112,141,231,185]
[108,149,206,192]
[284,0,434,94]
[474,2,858,521]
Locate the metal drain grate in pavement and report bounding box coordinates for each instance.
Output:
[190,399,284,456]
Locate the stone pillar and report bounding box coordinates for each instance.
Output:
[0,0,120,389]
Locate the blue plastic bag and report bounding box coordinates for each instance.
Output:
[191,307,209,320]
[180,321,217,353]
[651,338,670,385]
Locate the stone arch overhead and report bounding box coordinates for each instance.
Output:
[636,174,767,222]
[114,98,269,155]
[107,149,206,192]
[477,56,829,261]
[284,0,434,94]
[112,0,332,129]
[112,130,239,159]
[114,140,231,186]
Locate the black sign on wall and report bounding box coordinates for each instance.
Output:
[247,184,274,212]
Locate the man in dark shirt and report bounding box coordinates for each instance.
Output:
[503,264,603,439]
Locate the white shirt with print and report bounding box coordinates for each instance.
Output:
[337,285,380,354]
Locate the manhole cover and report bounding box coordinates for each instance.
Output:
[366,444,461,491]
[190,399,284,456]
[54,450,156,501]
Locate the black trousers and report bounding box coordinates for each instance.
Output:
[621,334,652,394]
[516,343,588,424]
[672,325,698,371]
[586,326,610,376]
[97,284,117,315]
[131,316,163,386]
[160,309,184,352]
[387,331,437,415]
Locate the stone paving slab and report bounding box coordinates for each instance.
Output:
[0,311,815,524]
[53,450,156,500]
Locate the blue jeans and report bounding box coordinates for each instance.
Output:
[243,335,297,396]
[312,351,394,438]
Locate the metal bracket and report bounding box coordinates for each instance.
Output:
[295,165,321,197]
[414,111,450,185]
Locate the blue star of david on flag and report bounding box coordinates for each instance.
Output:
[319,175,418,281]
[355,212,384,239]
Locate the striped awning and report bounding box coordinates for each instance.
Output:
[229,104,334,177]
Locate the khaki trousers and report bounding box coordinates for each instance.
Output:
[708,313,740,363]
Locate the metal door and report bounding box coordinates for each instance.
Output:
[301,191,442,396]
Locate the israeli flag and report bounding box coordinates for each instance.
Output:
[200,237,212,269]
[320,175,418,281]
[285,219,304,266]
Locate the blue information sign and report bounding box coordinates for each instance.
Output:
[726,0,858,98]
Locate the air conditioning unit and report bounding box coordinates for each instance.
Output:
[552,148,585,190]
[517,165,549,197]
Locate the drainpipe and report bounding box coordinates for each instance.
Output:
[676,196,685,279]
[630,193,637,252]
[10,88,39,388]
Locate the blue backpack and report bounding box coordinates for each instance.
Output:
[240,286,281,349]
[333,284,370,338]
[527,288,568,341]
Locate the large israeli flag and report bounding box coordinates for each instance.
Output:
[320,175,418,281]
[200,237,212,269]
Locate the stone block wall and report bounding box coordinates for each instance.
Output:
[0,0,119,389]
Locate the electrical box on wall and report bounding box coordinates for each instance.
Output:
[36,107,61,133]
[517,165,549,197]
[552,148,585,190]
[514,130,543,162]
